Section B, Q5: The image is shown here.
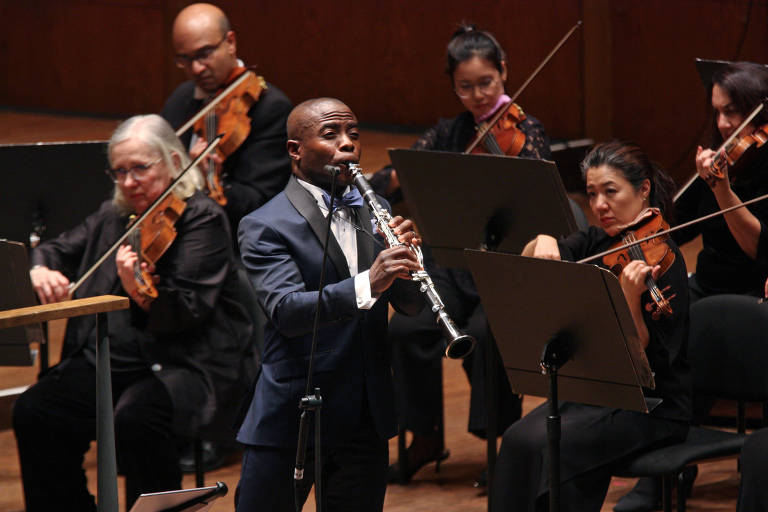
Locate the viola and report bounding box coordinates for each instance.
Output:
[190,66,266,205]
[600,208,676,320]
[468,102,527,156]
[126,193,187,299]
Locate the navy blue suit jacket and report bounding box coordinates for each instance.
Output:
[237,176,422,447]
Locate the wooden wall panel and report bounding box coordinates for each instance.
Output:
[0,0,584,137]
[212,0,584,138]
[609,0,768,181]
[3,0,768,184]
[0,0,170,116]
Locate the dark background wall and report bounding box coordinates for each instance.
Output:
[1,0,767,182]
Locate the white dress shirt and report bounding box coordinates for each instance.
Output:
[297,179,377,309]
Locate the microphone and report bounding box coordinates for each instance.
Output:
[324,165,341,176]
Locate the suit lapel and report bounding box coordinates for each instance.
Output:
[285,176,351,280]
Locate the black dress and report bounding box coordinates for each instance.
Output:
[382,108,552,440]
[490,227,692,512]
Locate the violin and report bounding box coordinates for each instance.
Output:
[600,208,676,320]
[190,66,266,205]
[468,102,527,156]
[464,21,582,155]
[674,100,768,201]
[126,193,187,299]
[709,122,768,180]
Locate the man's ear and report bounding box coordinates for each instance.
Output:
[287,139,301,161]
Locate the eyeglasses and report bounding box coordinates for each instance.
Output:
[454,76,501,99]
[105,158,162,183]
[174,34,227,68]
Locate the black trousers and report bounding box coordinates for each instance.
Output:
[12,355,179,511]
[389,267,521,439]
[490,402,688,512]
[235,405,388,512]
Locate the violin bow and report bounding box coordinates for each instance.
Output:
[67,135,223,297]
[174,70,255,137]
[578,189,768,265]
[673,100,766,202]
[465,20,582,154]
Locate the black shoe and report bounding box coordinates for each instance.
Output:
[388,436,449,484]
[614,477,662,512]
[178,440,228,473]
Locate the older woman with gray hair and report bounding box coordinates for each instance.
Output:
[15,114,255,511]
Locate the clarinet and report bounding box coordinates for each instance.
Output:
[349,164,476,359]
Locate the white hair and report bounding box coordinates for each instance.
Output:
[108,114,202,214]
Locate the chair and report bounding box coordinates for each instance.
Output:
[613,294,768,512]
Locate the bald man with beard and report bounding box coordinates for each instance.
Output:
[235,98,424,511]
[162,3,292,236]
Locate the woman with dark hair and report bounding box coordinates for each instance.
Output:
[490,141,691,512]
[674,61,768,300]
[373,24,552,196]
[616,61,768,512]
[377,24,560,485]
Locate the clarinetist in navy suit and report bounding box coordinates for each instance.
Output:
[235,97,424,512]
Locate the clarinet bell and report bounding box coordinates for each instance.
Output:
[438,310,477,359]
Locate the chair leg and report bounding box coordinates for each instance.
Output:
[662,475,673,512]
[676,471,687,512]
[194,439,204,487]
[738,401,746,434]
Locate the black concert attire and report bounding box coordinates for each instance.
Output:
[371,109,552,444]
[161,80,292,235]
[671,154,768,426]
[12,192,255,511]
[490,226,692,512]
[673,151,768,301]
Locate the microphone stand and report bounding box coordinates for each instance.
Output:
[294,165,340,512]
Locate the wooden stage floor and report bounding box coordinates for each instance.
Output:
[0,110,738,511]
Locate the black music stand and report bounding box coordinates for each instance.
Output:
[0,141,111,246]
[465,251,654,512]
[129,482,228,512]
[388,149,577,268]
[0,240,41,365]
[388,149,578,506]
